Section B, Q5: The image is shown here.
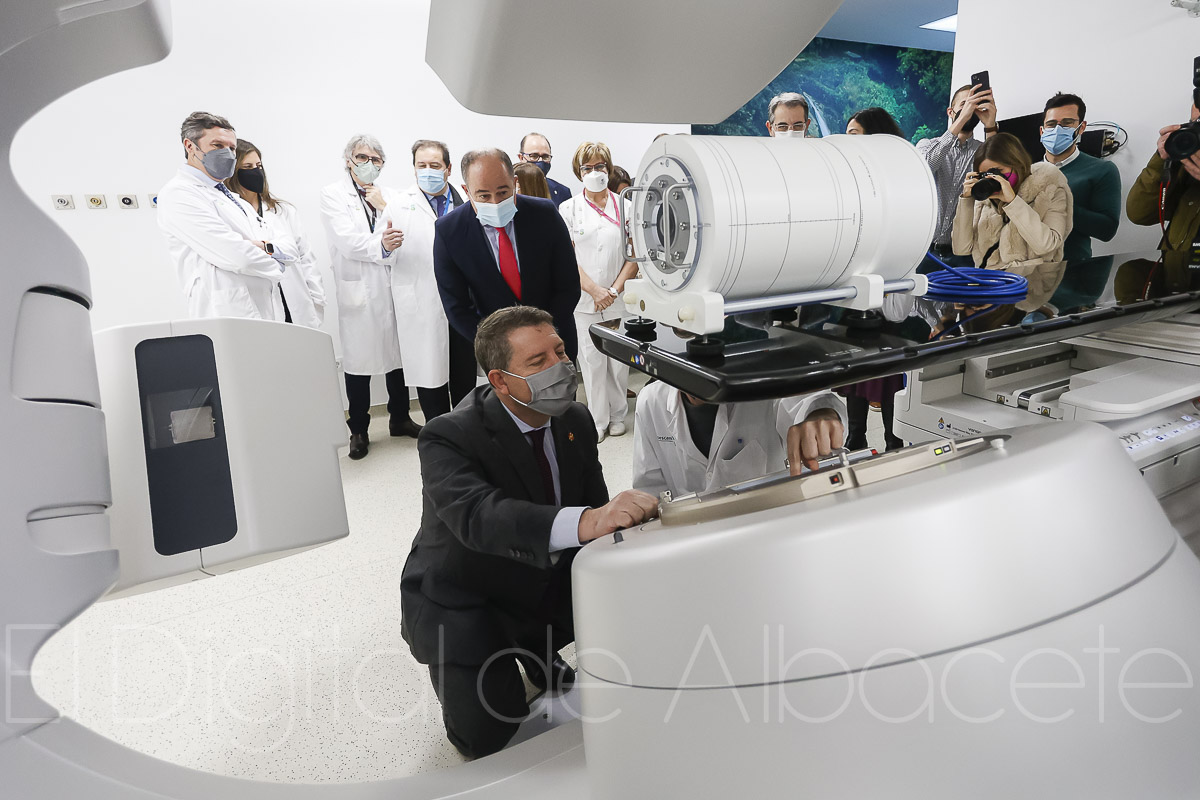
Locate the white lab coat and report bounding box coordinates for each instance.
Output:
[261,201,326,330]
[320,174,404,376]
[632,380,848,498]
[386,185,452,387]
[561,191,631,432]
[157,166,285,320]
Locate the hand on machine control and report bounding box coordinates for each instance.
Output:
[786,407,845,475]
[577,490,659,543]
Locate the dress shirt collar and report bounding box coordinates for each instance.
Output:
[1047,147,1081,168]
[500,397,549,434]
[184,164,220,186]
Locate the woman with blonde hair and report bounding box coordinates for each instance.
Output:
[558,141,638,441]
[513,161,551,199]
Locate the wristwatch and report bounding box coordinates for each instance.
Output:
[607,287,619,297]
[264,242,275,255]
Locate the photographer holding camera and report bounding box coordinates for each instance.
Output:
[1126,91,1200,279]
[952,132,1073,275]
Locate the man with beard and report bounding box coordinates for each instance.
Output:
[917,83,1001,269]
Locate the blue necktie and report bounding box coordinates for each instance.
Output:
[215,182,247,216]
[435,194,447,217]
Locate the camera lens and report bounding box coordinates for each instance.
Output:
[1165,123,1200,162]
[971,177,1002,201]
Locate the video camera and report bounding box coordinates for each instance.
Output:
[1163,56,1200,162]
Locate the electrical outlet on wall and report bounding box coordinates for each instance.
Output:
[148,194,158,208]
[84,194,107,209]
[116,194,138,209]
[51,194,74,210]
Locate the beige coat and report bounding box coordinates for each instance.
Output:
[951,162,1074,278]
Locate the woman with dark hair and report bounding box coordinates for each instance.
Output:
[607,165,632,195]
[226,139,326,328]
[513,161,551,199]
[846,107,904,138]
[952,132,1073,271]
[836,110,909,451]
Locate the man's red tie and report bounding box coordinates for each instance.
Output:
[496,226,522,300]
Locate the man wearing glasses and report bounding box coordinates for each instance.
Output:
[517,132,571,206]
[320,134,424,460]
[1040,93,1121,269]
[765,92,811,139]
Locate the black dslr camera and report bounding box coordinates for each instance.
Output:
[970,168,1007,201]
[1163,56,1200,162]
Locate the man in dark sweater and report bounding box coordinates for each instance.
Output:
[1040,93,1122,271]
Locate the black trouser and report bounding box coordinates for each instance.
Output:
[448,325,478,409]
[428,626,573,759]
[344,369,413,435]
[845,394,903,452]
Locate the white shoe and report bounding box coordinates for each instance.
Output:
[596,429,608,443]
[607,422,626,436]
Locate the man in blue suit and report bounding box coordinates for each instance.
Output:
[517,132,572,206]
[433,148,582,360]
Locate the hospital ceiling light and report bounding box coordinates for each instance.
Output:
[919,14,957,32]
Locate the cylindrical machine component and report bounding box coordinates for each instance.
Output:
[630,134,937,299]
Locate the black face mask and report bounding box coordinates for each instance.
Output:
[237,167,266,194]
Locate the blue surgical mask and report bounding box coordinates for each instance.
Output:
[475,195,518,228]
[417,168,446,194]
[194,143,236,180]
[1041,124,1079,156]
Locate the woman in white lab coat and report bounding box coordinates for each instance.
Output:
[226,140,326,329]
[632,380,847,499]
[319,134,422,459]
[559,141,639,441]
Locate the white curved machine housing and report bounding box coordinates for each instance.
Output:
[622,133,937,334]
[94,319,349,599]
[574,423,1200,798]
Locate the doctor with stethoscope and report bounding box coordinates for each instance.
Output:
[558,141,639,441]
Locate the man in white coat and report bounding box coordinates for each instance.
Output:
[320,134,424,460]
[387,139,478,417]
[633,381,847,498]
[158,111,292,320]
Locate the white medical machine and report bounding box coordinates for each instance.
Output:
[94,319,349,598]
[622,133,937,334]
[894,313,1200,510]
[6,0,1200,798]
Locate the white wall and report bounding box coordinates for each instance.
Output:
[11,0,686,349]
[954,0,1200,257]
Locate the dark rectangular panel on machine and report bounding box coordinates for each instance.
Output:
[134,334,237,556]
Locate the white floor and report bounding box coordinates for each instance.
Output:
[31,380,885,783]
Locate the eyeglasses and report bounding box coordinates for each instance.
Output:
[1042,118,1080,130]
[579,164,608,174]
[772,123,807,132]
[353,153,385,167]
[521,152,552,162]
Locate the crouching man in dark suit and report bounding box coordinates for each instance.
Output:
[400,305,659,759]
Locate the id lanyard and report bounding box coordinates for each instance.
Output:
[353,179,378,232]
[585,190,621,228]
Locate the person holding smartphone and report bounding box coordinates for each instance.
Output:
[916,78,1001,269]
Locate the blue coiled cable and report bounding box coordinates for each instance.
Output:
[923,252,1028,304]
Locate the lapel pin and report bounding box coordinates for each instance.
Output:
[568,432,575,442]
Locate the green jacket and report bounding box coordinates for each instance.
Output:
[1126,152,1200,281]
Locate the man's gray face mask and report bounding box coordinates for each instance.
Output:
[194,142,237,180]
[502,360,579,416]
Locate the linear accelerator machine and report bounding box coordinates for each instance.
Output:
[5,2,1200,799]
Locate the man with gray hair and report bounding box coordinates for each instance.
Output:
[766,92,811,138]
[157,111,292,320]
[321,133,426,459]
[433,148,582,360]
[401,304,658,758]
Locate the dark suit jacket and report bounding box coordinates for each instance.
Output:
[432,195,581,360]
[400,386,609,666]
[546,177,572,207]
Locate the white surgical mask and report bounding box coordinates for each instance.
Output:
[774,130,805,140]
[351,161,381,184]
[476,195,518,228]
[582,170,609,193]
